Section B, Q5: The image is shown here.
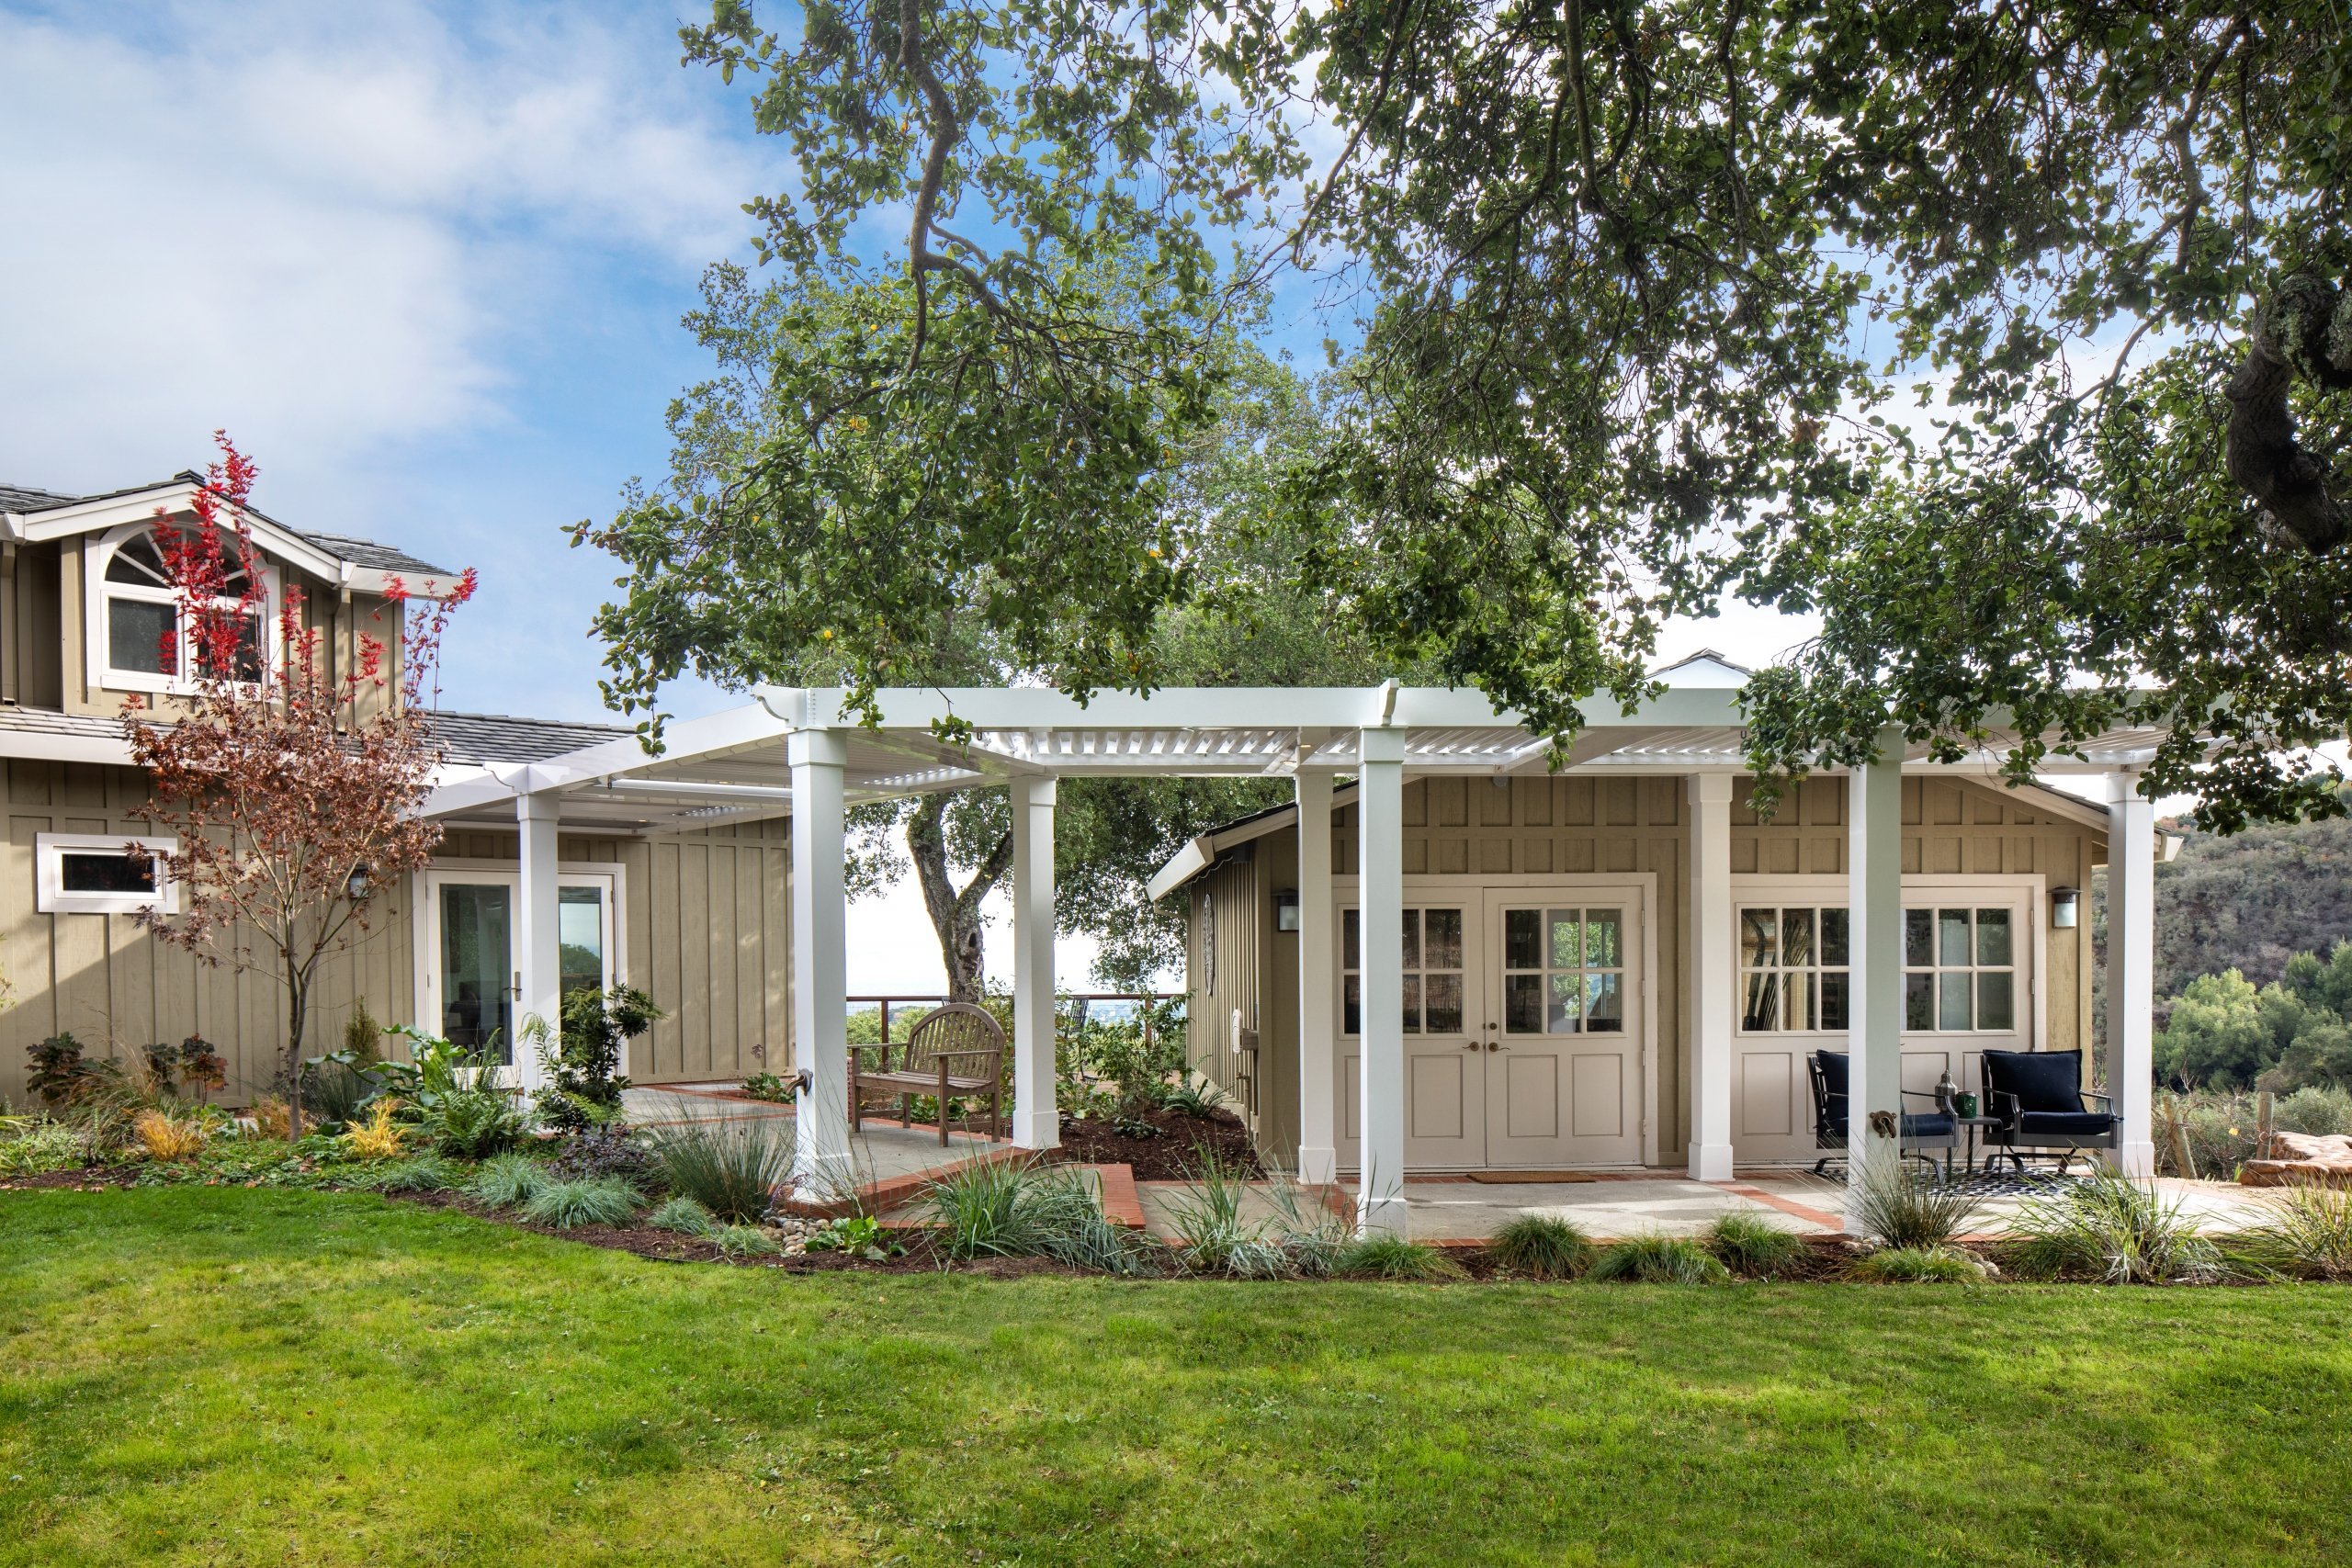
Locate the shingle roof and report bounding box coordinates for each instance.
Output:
[425,710,637,765]
[1,473,454,578]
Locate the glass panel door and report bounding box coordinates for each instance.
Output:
[559,885,606,996]
[1485,896,1641,1168]
[439,883,513,1061]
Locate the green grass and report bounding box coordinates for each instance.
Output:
[4,1190,2351,1567]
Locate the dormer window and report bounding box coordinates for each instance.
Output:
[91,521,275,693]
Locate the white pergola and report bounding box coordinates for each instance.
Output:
[424,672,2170,1235]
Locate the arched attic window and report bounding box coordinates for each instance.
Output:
[92,521,276,693]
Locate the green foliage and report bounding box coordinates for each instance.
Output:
[1702,1213,1807,1279]
[344,1000,386,1065]
[1333,1235,1466,1282]
[530,987,661,1134]
[1488,1215,1593,1281]
[2158,1087,2352,1178]
[520,1177,643,1231]
[646,1196,718,1238]
[2000,1172,2225,1285]
[466,1153,551,1209]
[25,1033,94,1107]
[922,1157,1152,1275]
[1057,998,1188,1119]
[644,1115,792,1224]
[804,1214,899,1260]
[368,1155,456,1194]
[1589,1235,1734,1286]
[1845,1247,1986,1284]
[2155,942,2352,1094]
[299,1052,382,1129]
[2225,1185,2352,1283]
[0,1119,85,1177]
[2142,803,2352,1000]
[377,1029,526,1159]
[738,1072,791,1103]
[714,1224,782,1260]
[1163,1149,1286,1279]
[1157,1074,1226,1120]
[1848,1149,1980,1253]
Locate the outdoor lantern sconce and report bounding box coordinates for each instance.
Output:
[2051,887,2079,929]
[345,863,375,903]
[1273,889,1300,932]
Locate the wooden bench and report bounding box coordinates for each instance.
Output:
[850,1001,1006,1146]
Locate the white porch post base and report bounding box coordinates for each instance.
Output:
[1012,1109,1060,1150]
[789,728,853,1192]
[2106,773,2158,1179]
[1686,1143,1736,1182]
[1296,1145,1338,1187]
[1012,774,1060,1151]
[1356,1190,1409,1237]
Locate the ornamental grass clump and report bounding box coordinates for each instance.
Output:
[342,1100,408,1161]
[521,1176,642,1231]
[1589,1233,1732,1284]
[466,1152,549,1209]
[1849,1147,1978,1251]
[714,1224,782,1259]
[1703,1212,1809,1278]
[1165,1150,1291,1278]
[1333,1235,1465,1281]
[131,1108,209,1162]
[923,1157,1152,1275]
[1845,1246,1986,1283]
[1489,1214,1593,1280]
[645,1113,792,1224]
[646,1196,718,1237]
[1999,1170,2223,1284]
[2223,1183,2352,1282]
[371,1153,455,1193]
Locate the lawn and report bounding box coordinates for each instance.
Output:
[3,1189,2347,1567]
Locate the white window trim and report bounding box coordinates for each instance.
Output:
[85,519,283,697]
[37,831,179,915]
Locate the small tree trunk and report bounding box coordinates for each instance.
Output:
[905,793,1014,1005]
[2256,1089,2276,1162]
[285,965,311,1142]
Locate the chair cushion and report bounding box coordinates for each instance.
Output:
[2016,1110,2117,1138]
[1983,1049,2087,1114]
[1814,1050,1849,1097]
[1817,1112,1956,1141]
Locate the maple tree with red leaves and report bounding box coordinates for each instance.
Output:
[123,434,477,1135]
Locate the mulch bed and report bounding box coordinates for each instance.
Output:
[1046,1107,1264,1181]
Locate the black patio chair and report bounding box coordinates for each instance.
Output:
[1807,1049,1962,1179]
[1979,1049,2119,1176]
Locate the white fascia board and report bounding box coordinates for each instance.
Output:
[0,728,133,766]
[19,488,453,599]
[759,683,1749,734]
[1143,838,1214,903]
[1144,780,1363,897]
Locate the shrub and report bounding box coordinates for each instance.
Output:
[805,1214,899,1259]
[2000,1170,2224,1283]
[249,1097,292,1140]
[1846,1246,1985,1283]
[344,1000,386,1064]
[550,1127,662,1190]
[646,1114,793,1224]
[1333,1235,1465,1281]
[646,1196,718,1236]
[1589,1234,1733,1284]
[131,1109,209,1162]
[371,1154,456,1193]
[467,1153,549,1209]
[522,1177,642,1230]
[1700,1212,1808,1277]
[420,1087,524,1160]
[1490,1214,1593,1280]
[26,1033,100,1107]
[1165,1149,1288,1278]
[300,1053,381,1129]
[1849,1148,1978,1251]
[0,1119,85,1176]
[739,1071,791,1103]
[343,1100,408,1161]
[530,986,662,1133]
[2225,1184,2352,1281]
[714,1224,782,1259]
[923,1157,1152,1274]
[1159,1075,1227,1120]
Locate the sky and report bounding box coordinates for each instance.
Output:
[0,0,1838,997]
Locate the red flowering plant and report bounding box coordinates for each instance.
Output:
[123,434,477,1136]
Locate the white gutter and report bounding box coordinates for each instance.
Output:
[1143,837,1214,903]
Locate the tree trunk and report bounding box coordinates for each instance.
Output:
[2227,275,2352,554]
[905,793,1015,1003]
[284,964,311,1141]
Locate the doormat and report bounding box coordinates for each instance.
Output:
[1466,1170,1600,1184]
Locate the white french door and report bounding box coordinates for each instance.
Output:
[417,868,619,1071]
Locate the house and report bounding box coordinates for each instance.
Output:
[0,473,791,1107]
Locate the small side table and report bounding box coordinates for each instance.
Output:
[1955,1115,2006,1178]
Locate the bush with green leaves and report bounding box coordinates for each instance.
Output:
[2159,1086,2352,1178]
[646,1195,718,1237]
[1589,1234,1733,1284]
[529,986,662,1133]
[1158,1074,1226,1120]
[0,1118,85,1177]
[466,1153,549,1209]
[645,1113,792,1224]
[370,1154,456,1193]
[521,1177,643,1231]
[1702,1213,1808,1278]
[550,1127,662,1190]
[923,1156,1152,1274]
[805,1213,899,1259]
[2156,942,2352,1096]
[1333,1235,1465,1282]
[714,1224,782,1259]
[1845,1247,1986,1284]
[2223,1184,2352,1282]
[1489,1214,1592,1280]
[1999,1171,2223,1284]
[1058,998,1188,1118]
[1848,1148,1978,1251]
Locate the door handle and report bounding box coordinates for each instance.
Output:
[1462,1042,1481,1052]
[1487,1043,1508,1052]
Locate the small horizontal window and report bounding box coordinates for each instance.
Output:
[36,833,178,916]
[60,852,157,896]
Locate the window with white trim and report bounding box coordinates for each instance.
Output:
[92,522,271,693]
[36,833,178,915]
[1340,906,1466,1034]
[1735,901,2020,1033]
[1905,907,2017,1032]
[1737,906,1850,1032]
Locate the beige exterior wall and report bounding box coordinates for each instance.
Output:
[0,761,792,1105]
[1193,772,2103,1169]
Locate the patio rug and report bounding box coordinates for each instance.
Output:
[1465,1170,1600,1184]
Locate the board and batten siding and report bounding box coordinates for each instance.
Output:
[0,763,794,1104]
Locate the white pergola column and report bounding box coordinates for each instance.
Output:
[1012,774,1060,1150]
[1845,728,1905,1229]
[2104,773,2158,1177]
[1295,767,1338,1187]
[788,728,853,1190]
[514,792,560,1091]
[1686,773,1736,1180]
[1355,727,1408,1237]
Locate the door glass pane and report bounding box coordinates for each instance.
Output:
[1784,970,1815,1032]
[1742,908,1779,968]
[1743,970,1781,1032]
[1782,908,1814,967]
[1547,973,1582,1033]
[1938,908,1971,966]
[1424,908,1464,971]
[109,598,175,674]
[1585,909,1622,968]
[1977,972,2015,1031]
[1905,972,1935,1031]
[558,886,604,996]
[1975,908,2012,966]
[1585,973,1623,1032]
[439,884,512,1062]
[1343,908,1360,970]
[1400,974,1421,1033]
[1821,972,1849,1031]
[1423,973,1464,1033]
[1400,910,1420,971]
[1504,974,1543,1032]
[1504,908,1539,969]
[1938,971,1973,1031]
[1548,910,1580,968]
[1821,908,1849,966]
[1343,975,1362,1035]
[1904,908,1933,966]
